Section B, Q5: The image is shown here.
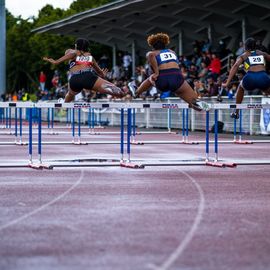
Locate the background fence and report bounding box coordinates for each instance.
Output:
[1,96,269,136]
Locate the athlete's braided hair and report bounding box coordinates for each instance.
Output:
[147,33,170,50]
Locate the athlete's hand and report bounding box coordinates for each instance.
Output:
[43,57,56,65]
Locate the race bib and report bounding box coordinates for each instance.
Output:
[160,52,177,62]
[76,55,93,63]
[248,55,264,65]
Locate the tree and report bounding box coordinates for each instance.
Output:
[6,0,116,93]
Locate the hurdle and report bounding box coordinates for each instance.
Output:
[26,102,196,169]
[204,103,270,167]
[1,101,270,169]
[121,102,270,168]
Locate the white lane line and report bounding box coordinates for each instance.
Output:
[0,169,84,231]
[151,169,205,270]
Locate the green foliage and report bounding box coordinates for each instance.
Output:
[5,0,116,93]
[69,0,113,13]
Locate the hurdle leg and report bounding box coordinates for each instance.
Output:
[206,110,225,167]
[131,108,143,145]
[29,108,52,170]
[205,111,210,162]
[167,108,172,133]
[8,107,12,134]
[182,108,199,145]
[233,116,237,142]
[206,110,236,168]
[120,108,144,169]
[234,109,253,144]
[16,107,27,145]
[87,107,93,133]
[14,108,18,143]
[72,108,75,143]
[28,108,33,164]
[182,108,185,143]
[120,108,124,162]
[73,108,87,145]
[96,108,105,129]
[37,108,52,169]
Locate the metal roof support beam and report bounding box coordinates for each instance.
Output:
[231,3,249,14]
[131,41,136,78]
[241,0,270,10]
[178,31,183,56]
[0,0,6,97]
[203,0,219,8]
[242,17,246,43]
[208,24,212,42]
[112,44,117,67]
[260,14,270,21]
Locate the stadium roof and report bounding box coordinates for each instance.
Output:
[33,0,270,54]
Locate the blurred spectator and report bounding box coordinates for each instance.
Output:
[235,41,244,57]
[111,64,121,80]
[237,69,246,82]
[12,92,18,101]
[217,76,228,96]
[182,56,191,68]
[188,64,198,80]
[99,54,109,69]
[228,57,236,72]
[202,39,211,53]
[206,76,219,97]
[198,62,209,82]
[201,52,211,67]
[217,40,229,58]
[39,71,46,91]
[51,70,59,88]
[194,79,207,97]
[227,83,237,99]
[122,52,132,78]
[192,40,200,55]
[209,53,221,81]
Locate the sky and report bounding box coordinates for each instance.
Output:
[6,0,74,19]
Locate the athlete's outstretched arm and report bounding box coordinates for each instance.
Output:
[43,52,76,65]
[222,57,243,88]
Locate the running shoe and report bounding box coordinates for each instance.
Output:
[230,111,239,119]
[192,100,211,112]
[128,82,137,98]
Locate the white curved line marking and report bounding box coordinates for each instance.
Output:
[153,169,205,270]
[0,169,84,231]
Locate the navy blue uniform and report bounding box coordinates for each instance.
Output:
[154,49,184,92]
[242,51,270,91]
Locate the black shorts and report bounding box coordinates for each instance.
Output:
[69,70,99,93]
[155,68,184,92]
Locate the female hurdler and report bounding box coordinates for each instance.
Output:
[128,33,210,111]
[43,38,126,102]
[223,37,270,118]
